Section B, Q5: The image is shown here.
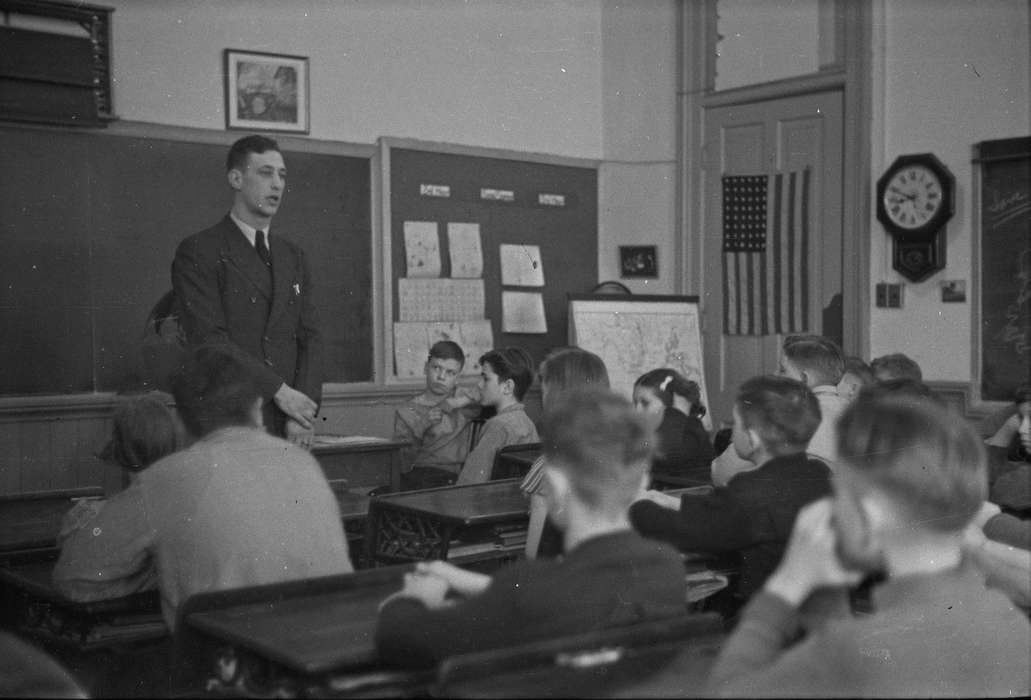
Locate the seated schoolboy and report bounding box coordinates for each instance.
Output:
[984,383,1031,512]
[375,389,687,667]
[57,394,182,552]
[455,346,539,485]
[708,393,1031,698]
[394,341,481,490]
[869,351,923,383]
[633,369,714,484]
[53,344,352,628]
[712,334,846,486]
[631,375,832,607]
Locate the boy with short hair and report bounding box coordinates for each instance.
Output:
[713,333,846,486]
[631,375,832,608]
[870,351,923,383]
[708,393,1031,698]
[455,346,539,485]
[375,389,686,667]
[394,340,481,490]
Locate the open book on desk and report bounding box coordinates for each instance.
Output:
[314,435,391,447]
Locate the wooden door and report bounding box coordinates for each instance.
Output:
[701,91,844,428]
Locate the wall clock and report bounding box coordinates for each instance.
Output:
[876,153,955,282]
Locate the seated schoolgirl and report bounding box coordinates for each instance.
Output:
[632,369,714,484]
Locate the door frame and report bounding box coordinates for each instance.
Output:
[677,0,872,358]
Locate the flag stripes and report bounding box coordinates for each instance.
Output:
[722,169,810,336]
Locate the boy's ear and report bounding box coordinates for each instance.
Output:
[249,396,264,428]
[745,426,763,456]
[799,369,811,387]
[501,377,515,396]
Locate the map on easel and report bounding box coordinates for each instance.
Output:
[568,295,711,431]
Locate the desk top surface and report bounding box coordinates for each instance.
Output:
[0,557,162,616]
[0,496,81,553]
[372,479,527,525]
[186,567,410,674]
[312,437,409,456]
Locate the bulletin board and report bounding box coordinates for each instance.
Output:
[976,136,1031,401]
[382,139,598,379]
[0,123,373,395]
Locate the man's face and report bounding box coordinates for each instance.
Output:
[231,149,286,222]
[424,357,462,397]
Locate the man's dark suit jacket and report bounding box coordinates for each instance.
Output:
[631,452,831,600]
[172,216,322,431]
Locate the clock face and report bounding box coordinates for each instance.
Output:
[882,164,944,230]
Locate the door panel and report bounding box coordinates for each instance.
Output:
[701,91,843,429]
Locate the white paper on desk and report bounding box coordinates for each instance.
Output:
[499,244,544,287]
[393,320,494,378]
[447,223,483,279]
[502,291,547,334]
[398,278,484,322]
[404,221,441,278]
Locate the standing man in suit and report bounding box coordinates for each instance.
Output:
[172,135,321,447]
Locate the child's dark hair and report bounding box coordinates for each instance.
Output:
[870,352,923,383]
[783,334,845,385]
[428,340,465,366]
[633,368,706,418]
[1013,383,1031,406]
[736,375,820,456]
[170,344,263,438]
[842,356,875,386]
[99,394,180,473]
[226,134,280,172]
[479,347,535,401]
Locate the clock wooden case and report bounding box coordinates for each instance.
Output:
[876,153,955,282]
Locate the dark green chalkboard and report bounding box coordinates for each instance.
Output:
[389,145,598,369]
[0,124,371,395]
[977,136,1031,401]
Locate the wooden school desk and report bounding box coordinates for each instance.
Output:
[0,488,103,559]
[434,612,725,699]
[312,436,408,493]
[364,478,529,567]
[178,565,431,697]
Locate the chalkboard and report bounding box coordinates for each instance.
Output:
[0,124,372,395]
[976,136,1031,401]
[387,143,598,372]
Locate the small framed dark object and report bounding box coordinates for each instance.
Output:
[876,153,955,282]
[941,279,966,303]
[224,49,309,133]
[619,246,658,278]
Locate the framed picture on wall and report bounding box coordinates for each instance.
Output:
[224,49,309,133]
[619,245,658,278]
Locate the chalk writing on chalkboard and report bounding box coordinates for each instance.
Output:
[997,248,1031,356]
[986,189,1030,230]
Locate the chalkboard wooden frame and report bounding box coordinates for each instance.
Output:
[0,120,377,407]
[972,136,1031,406]
[378,137,600,387]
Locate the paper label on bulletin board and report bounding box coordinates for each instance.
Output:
[502,291,547,334]
[398,278,485,321]
[403,221,441,278]
[447,223,484,278]
[393,320,495,378]
[499,244,545,287]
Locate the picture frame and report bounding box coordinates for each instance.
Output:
[224,49,309,133]
[619,245,658,278]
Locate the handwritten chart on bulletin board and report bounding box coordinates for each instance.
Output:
[976,137,1031,401]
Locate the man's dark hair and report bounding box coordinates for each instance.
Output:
[428,340,465,366]
[226,135,281,172]
[736,375,821,456]
[170,344,262,437]
[479,347,535,401]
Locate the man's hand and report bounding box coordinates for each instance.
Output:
[274,384,317,429]
[396,570,451,609]
[285,418,314,450]
[764,498,864,607]
[415,560,491,598]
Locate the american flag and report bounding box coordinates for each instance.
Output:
[722,169,811,336]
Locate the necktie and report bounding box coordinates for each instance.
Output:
[255,230,271,267]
